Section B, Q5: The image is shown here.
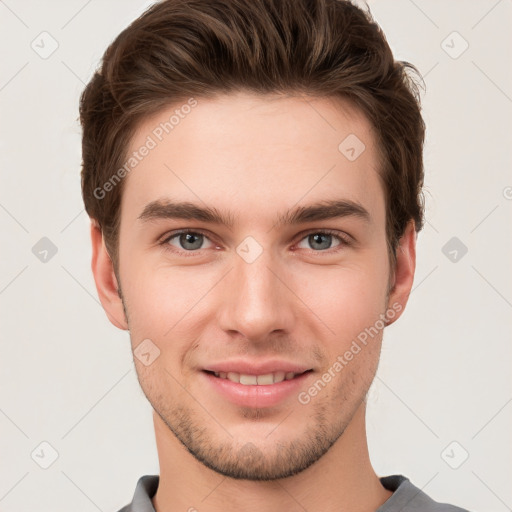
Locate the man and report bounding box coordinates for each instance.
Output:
[79,0,470,510]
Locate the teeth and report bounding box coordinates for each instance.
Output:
[227,371,240,383]
[256,373,274,385]
[240,374,257,385]
[212,370,300,385]
[272,371,286,384]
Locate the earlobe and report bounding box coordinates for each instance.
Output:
[386,220,417,326]
[90,221,129,330]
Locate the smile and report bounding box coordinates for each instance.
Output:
[206,370,311,386]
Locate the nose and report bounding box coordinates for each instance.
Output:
[217,247,297,343]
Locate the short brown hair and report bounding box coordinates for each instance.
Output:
[79,0,425,274]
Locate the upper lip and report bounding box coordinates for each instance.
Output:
[203,359,313,375]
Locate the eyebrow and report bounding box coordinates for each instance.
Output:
[137,198,371,228]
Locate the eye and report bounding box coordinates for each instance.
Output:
[159,228,351,256]
[161,230,215,253]
[295,230,350,252]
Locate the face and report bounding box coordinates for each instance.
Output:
[93,91,414,480]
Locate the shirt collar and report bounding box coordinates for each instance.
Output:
[123,474,414,512]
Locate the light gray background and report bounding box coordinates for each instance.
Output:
[1,1,511,511]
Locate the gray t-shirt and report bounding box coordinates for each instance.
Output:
[117,474,471,512]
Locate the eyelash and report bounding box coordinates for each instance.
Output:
[158,228,352,257]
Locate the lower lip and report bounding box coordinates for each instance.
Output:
[202,370,312,408]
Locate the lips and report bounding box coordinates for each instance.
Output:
[202,368,314,408]
[200,359,314,407]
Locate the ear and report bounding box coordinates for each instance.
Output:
[386,219,417,326]
[90,220,128,330]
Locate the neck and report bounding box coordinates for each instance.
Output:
[151,402,392,512]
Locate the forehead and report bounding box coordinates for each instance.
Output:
[121,92,384,229]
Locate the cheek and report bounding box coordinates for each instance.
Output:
[122,261,217,341]
[294,258,389,335]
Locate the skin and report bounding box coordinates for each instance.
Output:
[90,91,416,512]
